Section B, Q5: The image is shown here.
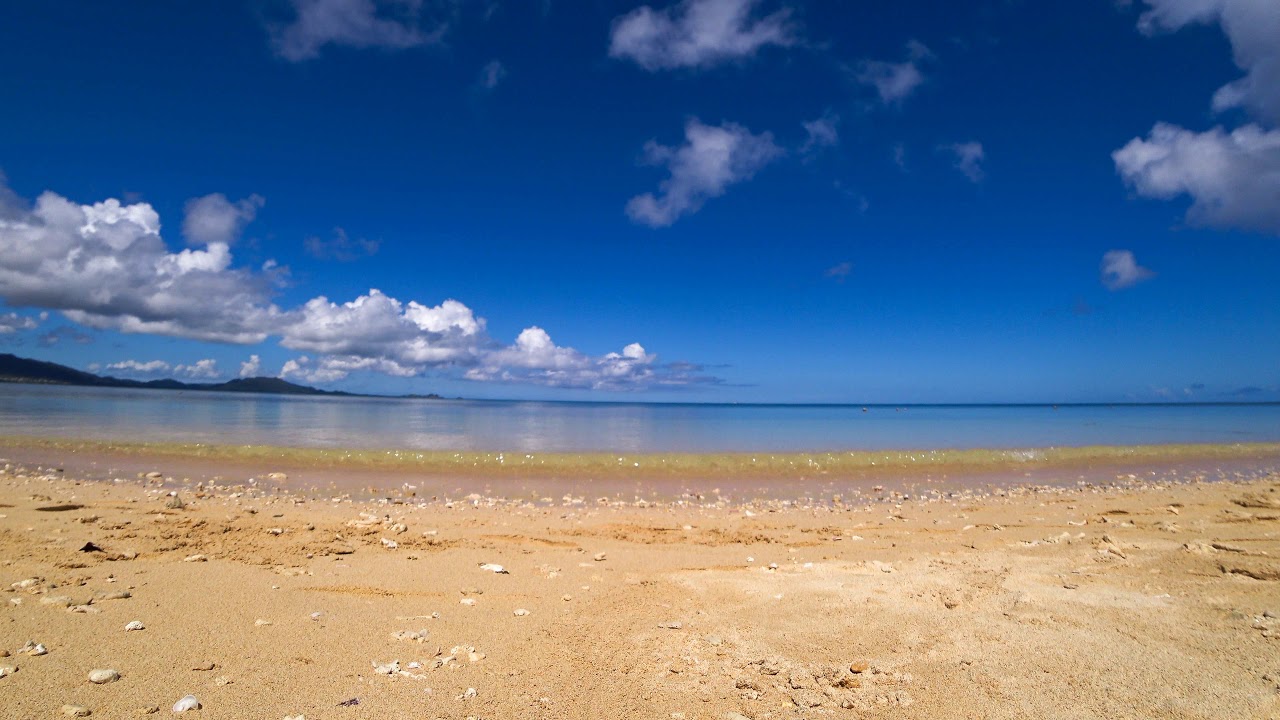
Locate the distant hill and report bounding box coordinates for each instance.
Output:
[0,352,355,397]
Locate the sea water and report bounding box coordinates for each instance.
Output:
[1,383,1278,453]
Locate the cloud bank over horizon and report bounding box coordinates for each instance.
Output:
[0,178,717,391]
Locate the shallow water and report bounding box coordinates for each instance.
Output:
[2,383,1279,453]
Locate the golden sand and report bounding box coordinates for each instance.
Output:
[1,449,1279,719]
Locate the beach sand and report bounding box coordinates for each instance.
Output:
[1,454,1279,719]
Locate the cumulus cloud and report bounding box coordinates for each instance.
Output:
[800,112,839,155]
[106,359,171,375]
[609,0,796,71]
[239,354,263,378]
[1100,249,1156,290]
[0,189,281,343]
[1114,123,1280,234]
[304,227,380,261]
[1137,0,1280,124]
[1118,1,1280,234]
[943,141,985,182]
[626,118,784,227]
[478,59,506,90]
[855,40,932,105]
[182,193,264,246]
[271,0,444,62]
[0,177,719,391]
[175,359,221,380]
[279,290,485,371]
[0,311,39,334]
[464,328,715,390]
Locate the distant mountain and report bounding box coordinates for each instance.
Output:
[0,353,352,396]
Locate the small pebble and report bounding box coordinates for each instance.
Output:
[459,598,476,606]
[89,669,121,684]
[62,705,92,717]
[191,661,215,671]
[0,666,17,678]
[125,621,146,632]
[254,619,272,626]
[182,555,207,563]
[513,608,530,616]
[137,706,159,715]
[172,695,201,712]
[593,552,607,562]
[101,591,132,601]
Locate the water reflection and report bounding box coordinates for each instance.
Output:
[0,384,1278,452]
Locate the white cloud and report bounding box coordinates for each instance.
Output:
[478,59,506,90]
[0,178,720,390]
[106,359,171,375]
[280,354,419,383]
[175,359,221,380]
[609,0,796,71]
[1113,123,1280,233]
[304,227,380,261]
[800,112,839,155]
[271,0,444,62]
[1118,1,1280,235]
[465,328,674,390]
[855,40,931,106]
[944,141,985,182]
[279,290,485,370]
[182,193,264,246]
[626,118,784,227]
[239,354,263,378]
[0,190,281,343]
[1137,0,1280,124]
[0,312,39,334]
[1100,250,1156,290]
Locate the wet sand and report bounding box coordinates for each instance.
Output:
[1,448,1279,719]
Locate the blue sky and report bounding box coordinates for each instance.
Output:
[1,0,1278,403]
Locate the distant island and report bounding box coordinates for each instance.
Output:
[0,353,444,399]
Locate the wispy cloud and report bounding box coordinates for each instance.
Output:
[855,40,932,106]
[609,0,797,71]
[1100,249,1155,290]
[304,227,380,261]
[270,0,445,62]
[800,112,839,156]
[477,59,506,90]
[824,261,852,282]
[37,325,93,347]
[943,141,985,182]
[626,118,784,227]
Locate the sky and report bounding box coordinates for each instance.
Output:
[0,0,1278,404]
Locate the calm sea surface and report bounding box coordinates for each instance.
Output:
[2,384,1279,453]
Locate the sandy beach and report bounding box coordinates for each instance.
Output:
[2,451,1279,719]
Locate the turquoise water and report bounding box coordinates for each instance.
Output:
[2,383,1279,453]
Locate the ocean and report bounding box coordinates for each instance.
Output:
[2,383,1278,453]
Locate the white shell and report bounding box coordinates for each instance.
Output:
[513,608,530,616]
[479,563,508,574]
[88,668,120,684]
[125,621,145,631]
[172,694,201,712]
